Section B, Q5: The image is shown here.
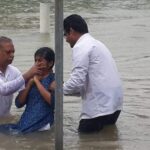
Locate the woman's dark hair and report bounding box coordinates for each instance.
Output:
[64,14,88,35]
[34,47,55,68]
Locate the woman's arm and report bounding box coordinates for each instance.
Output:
[33,76,53,105]
[15,79,34,108]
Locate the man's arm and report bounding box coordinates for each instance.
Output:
[63,46,89,95]
[0,65,41,96]
[0,75,25,96]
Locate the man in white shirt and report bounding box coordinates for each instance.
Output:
[0,36,41,117]
[63,14,123,133]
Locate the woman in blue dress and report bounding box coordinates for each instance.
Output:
[0,47,55,134]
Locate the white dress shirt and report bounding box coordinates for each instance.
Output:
[64,33,123,119]
[0,65,25,117]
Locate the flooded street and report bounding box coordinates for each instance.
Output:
[0,0,150,149]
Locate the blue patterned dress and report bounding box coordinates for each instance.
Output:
[0,73,55,135]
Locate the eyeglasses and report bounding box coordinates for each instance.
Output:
[63,31,67,36]
[5,50,15,55]
[63,31,70,37]
[3,50,15,55]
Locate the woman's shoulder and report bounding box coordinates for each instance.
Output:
[48,73,55,80]
[42,73,55,85]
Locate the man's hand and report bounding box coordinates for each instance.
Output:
[28,65,43,76]
[23,65,42,81]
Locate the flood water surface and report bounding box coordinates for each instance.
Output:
[0,0,150,149]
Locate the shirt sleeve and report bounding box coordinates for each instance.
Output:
[0,75,25,96]
[63,46,89,95]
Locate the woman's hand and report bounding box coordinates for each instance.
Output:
[27,78,34,87]
[33,75,42,83]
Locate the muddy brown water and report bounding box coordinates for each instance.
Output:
[0,0,150,149]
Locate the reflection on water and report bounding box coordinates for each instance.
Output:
[0,0,150,149]
[77,125,122,150]
[0,129,55,150]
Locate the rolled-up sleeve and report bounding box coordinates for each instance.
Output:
[0,75,25,96]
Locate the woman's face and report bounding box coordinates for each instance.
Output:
[35,56,51,73]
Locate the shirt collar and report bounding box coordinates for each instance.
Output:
[0,65,9,76]
[74,33,90,47]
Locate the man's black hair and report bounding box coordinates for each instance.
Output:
[64,14,88,34]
